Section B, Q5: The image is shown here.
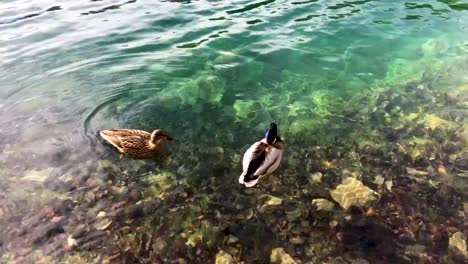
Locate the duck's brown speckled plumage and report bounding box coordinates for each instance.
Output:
[100,128,174,159]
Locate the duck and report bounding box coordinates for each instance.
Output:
[239,123,284,187]
[99,128,175,159]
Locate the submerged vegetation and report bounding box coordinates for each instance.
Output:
[1,37,467,263]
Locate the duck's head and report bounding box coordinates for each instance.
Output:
[151,129,176,143]
[265,123,278,145]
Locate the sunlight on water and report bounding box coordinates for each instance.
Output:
[1,0,467,263]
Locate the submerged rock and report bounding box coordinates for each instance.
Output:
[423,114,456,131]
[98,159,120,173]
[308,172,323,184]
[421,38,449,57]
[449,232,467,258]
[153,237,167,255]
[197,75,225,104]
[258,195,283,213]
[67,236,78,249]
[270,247,297,264]
[406,167,428,177]
[330,177,378,210]
[215,250,235,264]
[460,124,468,147]
[94,219,112,231]
[21,168,53,182]
[233,100,256,121]
[373,175,385,186]
[312,198,334,211]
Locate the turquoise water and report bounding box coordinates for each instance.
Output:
[1,0,468,263]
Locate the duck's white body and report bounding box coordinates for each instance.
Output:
[239,138,284,187]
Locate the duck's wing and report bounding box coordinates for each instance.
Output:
[101,129,149,138]
[240,142,267,186]
[264,146,283,174]
[100,129,150,151]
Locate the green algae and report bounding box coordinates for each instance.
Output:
[142,170,178,199]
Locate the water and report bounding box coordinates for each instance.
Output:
[1,0,467,263]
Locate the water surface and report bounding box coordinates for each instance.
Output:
[1,0,467,263]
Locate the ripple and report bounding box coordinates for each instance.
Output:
[81,0,137,15]
[402,14,423,20]
[247,19,263,24]
[294,14,322,22]
[0,5,61,25]
[292,0,319,5]
[227,0,276,14]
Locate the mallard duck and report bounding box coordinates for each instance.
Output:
[99,128,175,159]
[239,123,284,187]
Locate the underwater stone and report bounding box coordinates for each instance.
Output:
[383,58,425,86]
[289,119,320,137]
[233,100,255,121]
[373,175,385,186]
[404,244,426,255]
[98,160,120,173]
[423,114,455,131]
[258,194,283,213]
[447,83,468,103]
[406,167,428,177]
[215,250,235,264]
[286,208,302,221]
[144,171,177,198]
[197,75,225,104]
[312,198,334,211]
[330,177,378,210]
[227,235,239,244]
[449,232,467,258]
[385,180,393,192]
[174,80,199,105]
[239,61,264,85]
[308,172,323,184]
[67,236,78,248]
[290,236,306,245]
[21,168,53,182]
[96,211,106,219]
[72,224,87,239]
[31,222,64,244]
[94,219,112,231]
[287,101,309,117]
[213,51,239,65]
[270,247,297,264]
[84,191,96,203]
[421,38,449,57]
[460,124,468,146]
[153,237,167,255]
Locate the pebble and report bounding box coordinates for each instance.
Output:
[153,237,167,254]
[31,222,64,244]
[96,211,106,219]
[215,250,235,264]
[67,236,78,248]
[290,236,306,245]
[95,219,112,230]
[72,224,87,239]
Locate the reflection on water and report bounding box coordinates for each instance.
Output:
[0,0,467,263]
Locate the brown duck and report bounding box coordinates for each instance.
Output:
[99,129,175,159]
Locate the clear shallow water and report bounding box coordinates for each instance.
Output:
[1,0,468,263]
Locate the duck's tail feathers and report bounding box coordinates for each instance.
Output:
[239,173,259,188]
[100,130,123,150]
